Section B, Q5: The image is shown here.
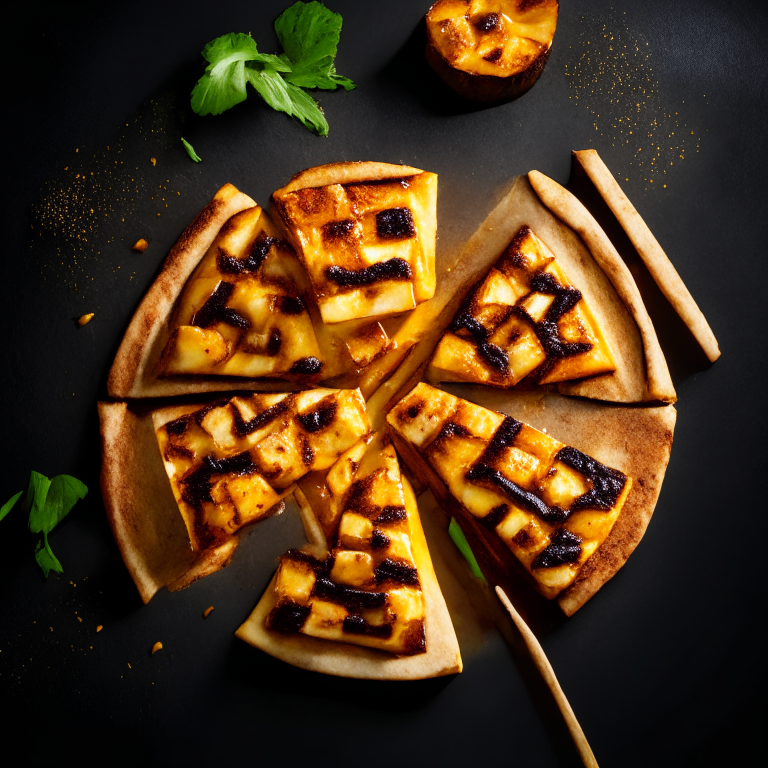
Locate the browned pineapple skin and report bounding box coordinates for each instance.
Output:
[387,383,632,599]
[425,0,559,102]
[428,225,616,388]
[268,434,427,656]
[154,388,369,552]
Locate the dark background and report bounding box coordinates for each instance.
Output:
[2,1,765,765]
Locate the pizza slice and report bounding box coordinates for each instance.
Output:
[387,383,632,600]
[272,162,438,324]
[237,432,463,677]
[428,224,616,387]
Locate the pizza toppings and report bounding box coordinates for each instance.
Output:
[387,383,632,599]
[155,388,369,552]
[268,433,427,655]
[272,169,438,324]
[428,225,616,388]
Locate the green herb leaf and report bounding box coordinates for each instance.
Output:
[35,533,63,578]
[24,471,51,531]
[449,517,487,583]
[0,490,23,522]
[38,475,88,532]
[181,138,202,162]
[246,67,329,136]
[275,1,356,91]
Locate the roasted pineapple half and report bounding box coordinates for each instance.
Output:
[268,433,427,655]
[154,388,369,552]
[387,383,632,599]
[159,205,324,382]
[425,0,559,102]
[428,225,615,388]
[272,162,438,324]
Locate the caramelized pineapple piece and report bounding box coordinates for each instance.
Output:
[427,225,616,389]
[159,205,323,383]
[272,163,438,324]
[387,383,632,599]
[425,0,559,102]
[267,433,427,655]
[154,388,370,551]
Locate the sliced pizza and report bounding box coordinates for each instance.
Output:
[272,162,438,324]
[387,383,632,599]
[153,388,369,552]
[428,224,615,387]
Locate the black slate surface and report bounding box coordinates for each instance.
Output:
[2,1,766,765]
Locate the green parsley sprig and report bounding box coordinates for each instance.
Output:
[191,1,355,136]
[1,471,88,577]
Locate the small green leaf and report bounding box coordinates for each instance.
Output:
[0,490,23,522]
[25,471,51,533]
[35,532,63,578]
[449,517,487,583]
[181,138,202,162]
[42,475,88,532]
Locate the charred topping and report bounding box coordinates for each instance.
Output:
[480,416,522,464]
[278,295,307,315]
[474,12,499,32]
[192,282,250,329]
[466,463,568,524]
[376,207,416,240]
[450,312,488,343]
[533,320,592,359]
[289,357,322,376]
[326,258,412,288]
[370,529,391,550]
[375,558,419,586]
[478,503,509,531]
[217,233,276,274]
[283,548,328,571]
[343,615,393,638]
[165,417,189,436]
[344,176,412,189]
[483,48,503,63]
[323,219,356,239]
[301,440,314,466]
[313,578,387,611]
[296,400,337,433]
[434,421,472,443]
[556,446,628,511]
[233,399,290,437]
[269,602,311,634]
[374,505,407,524]
[181,451,256,508]
[406,404,422,419]
[267,328,282,356]
[478,342,509,373]
[531,528,583,569]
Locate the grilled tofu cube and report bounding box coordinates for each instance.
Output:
[330,550,375,587]
[276,557,317,605]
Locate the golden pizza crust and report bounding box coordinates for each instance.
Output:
[571,149,720,363]
[274,161,427,195]
[528,170,676,403]
[97,400,285,603]
[106,183,306,399]
[235,476,463,680]
[388,387,676,616]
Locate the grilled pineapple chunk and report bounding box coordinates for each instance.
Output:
[387,383,632,599]
[154,388,369,552]
[268,433,427,655]
[426,0,559,102]
[159,205,323,382]
[272,163,438,324]
[427,225,615,388]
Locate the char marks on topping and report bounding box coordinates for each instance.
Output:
[192,282,251,330]
[181,451,256,508]
[267,328,282,356]
[217,233,276,275]
[556,446,628,511]
[375,558,420,586]
[343,614,393,638]
[374,505,407,524]
[323,219,356,240]
[325,257,412,288]
[531,528,583,569]
[278,295,307,315]
[313,578,387,611]
[289,356,322,376]
[376,207,416,240]
[296,400,337,433]
[233,399,290,437]
[269,602,311,634]
[474,12,500,32]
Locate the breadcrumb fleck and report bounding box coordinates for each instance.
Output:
[151,641,163,654]
[150,157,156,166]
[131,238,149,253]
[203,606,214,618]
[77,313,94,326]
[96,625,103,633]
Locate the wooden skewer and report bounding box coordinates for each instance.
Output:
[495,586,599,768]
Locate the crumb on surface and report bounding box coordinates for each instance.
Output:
[151,157,156,166]
[78,313,95,326]
[97,625,103,633]
[203,606,214,618]
[151,641,163,655]
[132,238,149,253]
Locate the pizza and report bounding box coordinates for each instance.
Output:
[99,149,718,675]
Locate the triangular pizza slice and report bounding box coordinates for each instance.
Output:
[236,432,463,678]
[428,224,616,387]
[387,383,632,600]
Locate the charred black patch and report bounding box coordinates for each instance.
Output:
[374,506,407,524]
[556,446,628,511]
[313,578,387,610]
[301,440,314,467]
[278,295,306,315]
[474,12,499,32]
[478,342,509,373]
[483,47,503,63]
[233,399,289,437]
[289,357,322,376]
[343,615,393,638]
[375,558,419,586]
[181,451,256,508]
[534,320,592,359]
[323,219,356,240]
[268,602,311,634]
[326,258,412,287]
[370,529,391,550]
[376,207,416,239]
[450,312,488,343]
[531,528,583,569]
[193,282,250,329]
[165,417,188,436]
[217,233,276,274]
[267,328,282,356]
[296,400,337,433]
[482,417,522,463]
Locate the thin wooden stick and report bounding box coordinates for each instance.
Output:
[495,586,599,768]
